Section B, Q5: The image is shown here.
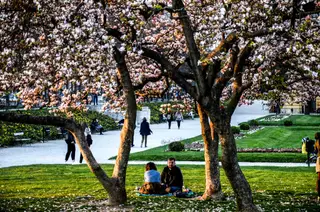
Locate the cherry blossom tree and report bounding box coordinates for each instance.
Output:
[97,0,320,210]
[0,0,168,205]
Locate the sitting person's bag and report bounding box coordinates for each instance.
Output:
[173,189,194,198]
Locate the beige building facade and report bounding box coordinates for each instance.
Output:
[281,97,320,114]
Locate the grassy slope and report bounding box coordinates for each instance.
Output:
[0,164,319,211]
[236,126,318,148]
[125,126,318,162]
[257,114,320,126]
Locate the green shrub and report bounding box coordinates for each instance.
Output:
[284,120,293,126]
[0,109,118,146]
[168,141,185,152]
[239,123,250,130]
[231,126,240,134]
[248,119,259,126]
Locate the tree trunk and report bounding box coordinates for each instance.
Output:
[219,123,259,212]
[110,46,138,203]
[197,104,224,200]
[72,128,127,205]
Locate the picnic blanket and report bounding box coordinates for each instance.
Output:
[136,190,195,198]
[136,193,173,197]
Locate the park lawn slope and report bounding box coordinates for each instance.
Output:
[256,114,320,126]
[0,164,319,211]
[124,126,318,162]
[236,126,318,148]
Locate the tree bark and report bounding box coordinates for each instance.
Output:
[218,122,259,212]
[71,127,127,205]
[110,46,138,204]
[197,104,224,200]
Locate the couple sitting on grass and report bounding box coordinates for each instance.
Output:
[139,157,183,195]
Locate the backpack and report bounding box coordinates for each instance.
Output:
[306,139,315,153]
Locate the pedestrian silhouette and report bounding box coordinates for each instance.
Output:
[140,117,152,148]
[65,131,76,163]
[80,124,93,164]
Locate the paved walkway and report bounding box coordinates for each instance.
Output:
[1,101,310,168]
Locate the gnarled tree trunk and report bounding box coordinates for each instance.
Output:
[109,46,138,204]
[218,119,259,212]
[72,127,125,204]
[197,104,224,200]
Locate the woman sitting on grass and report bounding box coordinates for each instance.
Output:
[139,162,167,195]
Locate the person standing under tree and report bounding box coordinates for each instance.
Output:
[65,131,76,163]
[166,112,173,129]
[139,117,152,148]
[80,124,93,164]
[314,132,320,201]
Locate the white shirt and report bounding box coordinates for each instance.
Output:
[144,170,161,183]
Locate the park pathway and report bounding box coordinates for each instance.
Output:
[2,100,307,169]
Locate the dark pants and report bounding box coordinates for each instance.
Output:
[79,144,91,163]
[65,143,75,161]
[168,121,172,129]
[141,135,148,147]
[177,120,181,129]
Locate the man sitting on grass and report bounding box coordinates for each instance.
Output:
[161,157,183,193]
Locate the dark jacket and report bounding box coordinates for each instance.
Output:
[161,166,183,188]
[140,120,152,136]
[166,113,173,121]
[86,134,93,146]
[65,132,75,145]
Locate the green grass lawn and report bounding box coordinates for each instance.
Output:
[0,164,319,211]
[257,115,320,126]
[236,126,318,148]
[124,126,318,162]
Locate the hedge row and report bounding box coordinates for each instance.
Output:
[0,109,118,147]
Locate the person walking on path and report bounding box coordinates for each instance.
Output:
[65,131,76,163]
[314,132,320,201]
[79,124,93,164]
[139,117,152,148]
[161,157,183,193]
[175,110,183,129]
[166,112,173,129]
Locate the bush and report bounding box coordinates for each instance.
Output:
[239,123,250,130]
[248,119,259,126]
[284,120,293,126]
[168,141,185,152]
[231,126,240,134]
[0,109,118,146]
